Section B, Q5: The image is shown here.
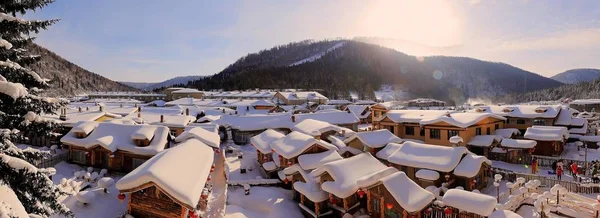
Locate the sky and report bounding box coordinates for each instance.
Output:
[27,0,600,82]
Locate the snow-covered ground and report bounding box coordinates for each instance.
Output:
[225,187,303,218]
[492,161,579,181]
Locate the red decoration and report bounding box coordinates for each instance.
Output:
[385,203,393,210]
[215,149,220,154]
[117,193,126,202]
[207,176,211,181]
[528,148,534,154]
[329,196,336,204]
[271,149,275,152]
[444,207,453,215]
[357,189,365,198]
[188,211,198,218]
[387,163,393,167]
[424,208,432,215]
[288,162,293,167]
[210,168,215,173]
[201,193,208,199]
[284,178,289,184]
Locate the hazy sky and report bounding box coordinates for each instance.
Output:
[28,0,600,82]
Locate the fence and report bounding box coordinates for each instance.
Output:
[492,167,600,194]
[33,152,68,168]
[490,153,587,171]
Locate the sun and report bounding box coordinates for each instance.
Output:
[359,0,463,47]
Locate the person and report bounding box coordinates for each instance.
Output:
[557,164,563,180]
[570,162,578,181]
[531,158,538,174]
[552,161,558,174]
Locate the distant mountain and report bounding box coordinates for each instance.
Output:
[120,75,205,91]
[550,68,600,84]
[190,39,563,105]
[499,77,600,103]
[27,43,137,97]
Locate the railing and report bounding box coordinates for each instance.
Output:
[33,152,68,168]
[492,167,600,194]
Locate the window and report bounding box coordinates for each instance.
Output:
[447,130,459,139]
[405,126,414,135]
[132,158,146,169]
[420,128,425,136]
[430,129,441,139]
[486,127,491,135]
[72,150,86,164]
[475,128,482,135]
[506,119,510,124]
[386,126,395,134]
[533,119,546,125]
[372,198,380,213]
[517,119,526,125]
[495,124,500,130]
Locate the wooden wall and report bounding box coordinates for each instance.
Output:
[129,186,183,218]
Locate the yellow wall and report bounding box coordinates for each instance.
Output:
[504,117,555,133]
[423,117,505,147]
[347,138,366,152]
[171,92,204,100]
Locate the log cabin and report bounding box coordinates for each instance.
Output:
[372,110,449,142]
[60,122,170,173]
[490,139,537,164]
[250,129,286,178]
[310,153,389,217]
[174,126,221,149]
[216,113,293,145]
[291,119,355,141]
[116,138,215,218]
[345,105,372,124]
[294,111,360,131]
[523,126,569,156]
[471,105,562,135]
[465,135,502,157]
[273,91,328,105]
[356,170,435,218]
[269,131,338,173]
[418,112,506,147]
[343,129,402,156]
[452,154,491,191]
[493,128,521,139]
[127,108,197,137]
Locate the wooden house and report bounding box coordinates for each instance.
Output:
[291,119,355,142]
[310,153,389,217]
[127,108,197,136]
[372,110,449,142]
[343,129,402,156]
[452,154,491,191]
[472,105,562,135]
[569,99,600,113]
[418,112,506,147]
[493,128,521,139]
[116,138,215,218]
[465,135,502,157]
[580,136,600,150]
[273,91,328,105]
[357,170,435,218]
[441,189,497,218]
[217,113,293,145]
[345,105,372,124]
[294,111,360,131]
[269,131,338,172]
[60,122,170,173]
[523,126,569,156]
[491,139,537,164]
[249,129,286,178]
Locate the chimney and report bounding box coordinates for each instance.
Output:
[186,108,190,116]
[341,130,345,136]
[78,107,82,113]
[120,104,123,108]
[222,108,225,113]
[86,106,89,111]
[160,115,164,123]
[99,105,104,112]
[291,115,296,123]
[59,108,67,121]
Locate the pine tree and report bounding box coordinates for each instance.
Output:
[0,1,72,217]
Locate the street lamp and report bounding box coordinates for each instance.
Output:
[494,174,503,201]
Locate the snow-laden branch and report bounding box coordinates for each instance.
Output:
[0,13,29,24]
[0,59,47,84]
[0,80,28,99]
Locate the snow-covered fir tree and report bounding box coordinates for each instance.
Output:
[0,0,72,217]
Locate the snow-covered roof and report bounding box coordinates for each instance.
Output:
[377,110,449,123]
[186,123,219,133]
[555,108,574,126]
[387,141,467,172]
[174,127,220,148]
[420,112,506,128]
[415,169,440,181]
[297,150,342,170]
[375,143,403,160]
[310,153,388,198]
[343,129,402,148]
[116,138,214,210]
[43,106,124,127]
[466,135,502,147]
[523,126,569,141]
[489,210,523,218]
[358,171,435,213]
[269,131,338,159]
[580,136,600,142]
[0,184,28,218]
[570,99,600,105]
[453,154,491,178]
[442,189,497,216]
[61,122,169,155]
[250,129,286,154]
[294,111,359,125]
[326,99,352,105]
[141,114,196,128]
[569,120,588,135]
[291,119,355,137]
[171,88,203,94]
[215,114,293,131]
[570,117,587,127]
[346,105,371,119]
[472,105,561,119]
[276,91,328,101]
[500,139,537,149]
[493,128,520,138]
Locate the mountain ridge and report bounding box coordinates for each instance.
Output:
[120,75,205,91]
[550,68,600,84]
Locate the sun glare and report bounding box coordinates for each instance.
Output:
[360,0,463,47]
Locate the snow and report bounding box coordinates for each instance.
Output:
[216,114,293,131]
[289,42,346,66]
[580,136,600,142]
[0,184,28,218]
[415,169,440,181]
[343,129,402,148]
[0,154,37,172]
[310,153,388,198]
[386,141,467,172]
[262,161,277,171]
[175,127,221,148]
[269,131,337,159]
[376,110,450,123]
[523,126,569,141]
[378,172,435,213]
[250,129,285,154]
[494,128,521,138]
[489,210,523,218]
[116,138,214,209]
[294,181,329,202]
[467,135,502,147]
[0,81,27,99]
[138,113,196,128]
[442,189,497,216]
[420,112,506,128]
[0,59,46,84]
[453,154,491,178]
[297,150,343,170]
[130,126,155,141]
[291,119,354,137]
[345,105,371,119]
[472,105,561,119]
[501,139,537,149]
[61,122,170,156]
[569,120,588,135]
[375,143,402,159]
[554,108,574,126]
[0,37,12,49]
[326,99,352,105]
[294,111,359,125]
[225,187,303,218]
[75,191,96,204]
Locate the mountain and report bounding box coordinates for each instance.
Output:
[26,43,136,97]
[550,68,600,84]
[499,78,600,103]
[120,75,205,91]
[190,39,563,105]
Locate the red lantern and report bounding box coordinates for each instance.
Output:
[215,149,220,154]
[357,189,365,198]
[201,193,208,199]
[329,196,336,204]
[444,207,453,215]
[424,208,432,215]
[117,193,126,202]
[210,168,215,173]
[207,176,211,181]
[271,149,275,152]
[188,210,198,218]
[528,148,534,154]
[385,203,393,210]
[284,178,289,184]
[288,162,293,167]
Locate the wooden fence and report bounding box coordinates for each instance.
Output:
[492,167,600,194]
[490,153,588,171]
[33,152,68,168]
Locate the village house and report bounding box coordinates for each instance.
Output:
[465,135,503,157]
[268,131,338,173]
[204,90,275,100]
[356,169,435,218]
[369,102,405,123]
[116,138,215,218]
[493,128,521,139]
[490,138,537,164]
[569,99,600,113]
[418,112,507,147]
[88,92,167,103]
[126,108,197,136]
[372,110,448,141]
[294,110,360,131]
[273,91,328,105]
[407,98,446,108]
[345,105,372,124]
[170,88,205,100]
[442,189,497,217]
[472,105,562,135]
[291,119,355,141]
[580,136,600,149]
[554,107,589,140]
[174,126,221,149]
[523,126,569,156]
[250,129,287,178]
[310,153,390,216]
[216,113,294,145]
[60,121,170,172]
[342,129,402,157]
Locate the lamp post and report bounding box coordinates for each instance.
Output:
[494,174,503,201]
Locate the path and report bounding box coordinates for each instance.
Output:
[204,146,228,218]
